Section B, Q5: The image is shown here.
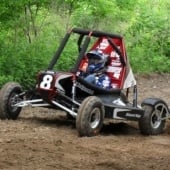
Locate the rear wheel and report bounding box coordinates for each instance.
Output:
[139,104,166,135]
[76,96,105,137]
[0,82,23,120]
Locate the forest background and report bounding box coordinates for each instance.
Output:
[0,0,169,88]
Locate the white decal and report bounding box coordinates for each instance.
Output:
[40,75,53,89]
[97,38,109,50]
[113,108,130,119]
[126,113,141,118]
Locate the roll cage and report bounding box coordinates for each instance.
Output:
[47,28,126,72]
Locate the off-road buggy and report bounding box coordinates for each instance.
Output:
[0,28,170,137]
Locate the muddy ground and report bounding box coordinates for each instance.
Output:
[0,73,170,170]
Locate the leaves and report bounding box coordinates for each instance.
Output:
[0,0,170,88]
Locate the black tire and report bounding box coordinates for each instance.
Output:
[0,82,22,120]
[76,96,105,137]
[139,104,166,135]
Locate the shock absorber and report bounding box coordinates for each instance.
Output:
[133,85,138,107]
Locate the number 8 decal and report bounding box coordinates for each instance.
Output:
[40,75,53,89]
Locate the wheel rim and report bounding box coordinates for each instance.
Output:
[151,109,162,129]
[89,108,101,129]
[8,92,20,112]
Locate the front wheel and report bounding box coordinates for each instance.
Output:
[76,96,105,137]
[0,82,23,120]
[139,104,166,135]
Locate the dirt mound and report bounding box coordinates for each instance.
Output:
[0,73,170,170]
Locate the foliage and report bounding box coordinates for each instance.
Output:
[126,0,170,72]
[0,0,170,88]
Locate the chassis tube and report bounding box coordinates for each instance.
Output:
[107,38,126,66]
[52,100,77,117]
[72,28,122,39]
[73,36,91,72]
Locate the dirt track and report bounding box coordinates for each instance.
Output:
[0,74,170,170]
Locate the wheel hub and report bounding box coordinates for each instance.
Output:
[151,110,162,129]
[89,108,101,129]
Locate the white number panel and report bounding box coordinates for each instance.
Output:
[40,75,53,89]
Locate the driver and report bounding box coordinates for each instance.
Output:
[80,49,111,89]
